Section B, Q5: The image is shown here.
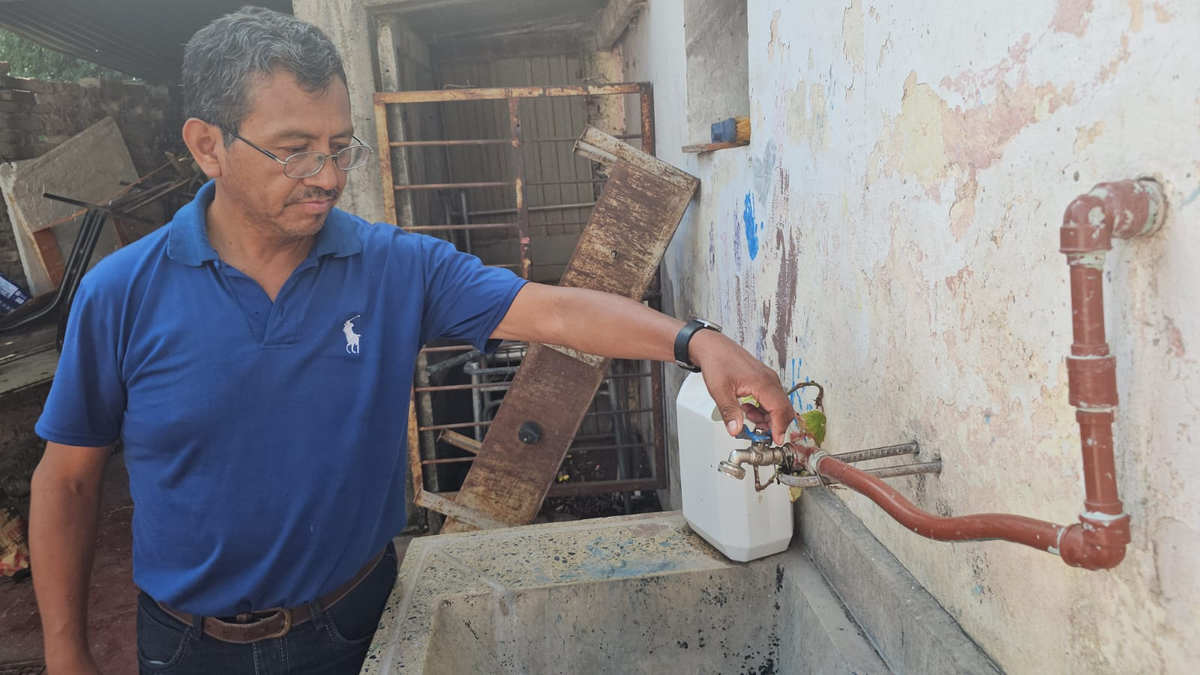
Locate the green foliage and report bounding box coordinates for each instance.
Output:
[0,27,128,82]
[798,409,826,447]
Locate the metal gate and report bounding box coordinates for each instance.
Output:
[373,84,665,526]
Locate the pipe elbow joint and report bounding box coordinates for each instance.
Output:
[1061,193,1112,255]
[1058,513,1132,570]
[1061,179,1165,255]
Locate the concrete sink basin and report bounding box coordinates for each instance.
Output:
[362,512,888,674]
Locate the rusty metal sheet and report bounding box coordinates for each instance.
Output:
[439,131,699,532]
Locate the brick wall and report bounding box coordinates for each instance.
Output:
[0,65,182,287]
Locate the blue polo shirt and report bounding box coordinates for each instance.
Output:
[36,181,526,616]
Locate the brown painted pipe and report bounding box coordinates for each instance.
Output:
[794,179,1164,571]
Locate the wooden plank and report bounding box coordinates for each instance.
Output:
[414,489,513,531]
[575,125,694,190]
[438,430,481,454]
[557,164,696,297]
[32,229,65,288]
[681,140,750,154]
[438,137,698,532]
[439,345,609,533]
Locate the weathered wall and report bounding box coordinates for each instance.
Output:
[621,1,1198,673]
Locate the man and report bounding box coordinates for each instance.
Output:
[29,7,792,674]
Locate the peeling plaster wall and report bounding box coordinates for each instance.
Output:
[621,1,1199,672]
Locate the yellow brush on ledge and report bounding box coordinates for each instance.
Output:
[711,116,751,144]
[681,116,751,153]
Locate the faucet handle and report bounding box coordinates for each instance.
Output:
[735,426,772,444]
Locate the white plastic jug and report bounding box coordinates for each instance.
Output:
[676,371,793,561]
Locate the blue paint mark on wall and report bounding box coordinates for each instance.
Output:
[743,193,764,260]
[788,358,804,408]
[1183,186,1200,207]
[788,357,818,412]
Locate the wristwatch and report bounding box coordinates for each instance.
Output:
[674,318,722,372]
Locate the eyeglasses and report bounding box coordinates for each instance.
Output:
[221,126,373,179]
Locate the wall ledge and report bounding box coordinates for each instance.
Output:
[799,489,1004,674]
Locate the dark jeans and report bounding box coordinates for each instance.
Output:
[137,543,398,675]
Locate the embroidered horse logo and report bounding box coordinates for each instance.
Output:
[343,315,361,354]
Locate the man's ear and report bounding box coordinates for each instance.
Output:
[182,118,225,179]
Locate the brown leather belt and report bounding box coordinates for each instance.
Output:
[156,548,387,644]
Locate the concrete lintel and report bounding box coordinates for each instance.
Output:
[799,489,1004,674]
[596,0,645,50]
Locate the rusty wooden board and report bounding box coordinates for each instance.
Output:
[439,130,699,532]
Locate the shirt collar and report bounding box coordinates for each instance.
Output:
[167,180,362,266]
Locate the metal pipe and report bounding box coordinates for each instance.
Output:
[436,478,661,499]
[457,201,597,218]
[420,345,477,354]
[393,181,511,191]
[604,381,634,514]
[777,461,942,488]
[526,179,608,187]
[470,349,484,442]
[414,352,440,495]
[460,190,473,256]
[417,407,655,432]
[797,444,1065,551]
[1054,178,1162,567]
[527,134,642,143]
[424,348,481,378]
[405,223,519,232]
[389,139,509,147]
[416,371,652,393]
[421,442,655,465]
[784,179,1162,571]
[830,442,919,464]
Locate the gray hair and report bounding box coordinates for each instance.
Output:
[182,6,347,138]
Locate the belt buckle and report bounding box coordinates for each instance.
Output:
[265,608,293,639]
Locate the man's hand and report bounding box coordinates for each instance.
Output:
[687,329,794,446]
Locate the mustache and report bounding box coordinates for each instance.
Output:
[288,188,340,204]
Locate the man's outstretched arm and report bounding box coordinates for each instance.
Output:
[492,283,793,444]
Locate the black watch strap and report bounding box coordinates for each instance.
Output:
[674,318,722,372]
